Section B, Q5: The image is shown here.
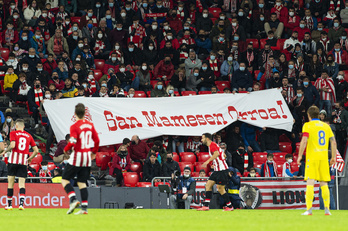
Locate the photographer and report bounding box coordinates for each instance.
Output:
[162,153,180,177]
[170,167,196,209]
[221,167,243,209]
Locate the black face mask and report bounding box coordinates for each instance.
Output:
[53,76,58,80]
[238,148,244,153]
[247,48,253,52]
[35,84,40,88]
[167,157,172,162]
[294,3,299,8]
[119,150,128,157]
[131,140,136,145]
[57,22,62,26]
[274,77,279,81]
[265,49,269,53]
[165,60,171,65]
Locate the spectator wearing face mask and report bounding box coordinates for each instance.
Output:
[117,64,139,91]
[198,62,215,91]
[220,53,239,81]
[53,134,70,163]
[2,109,15,138]
[154,55,175,81]
[39,90,52,125]
[261,153,278,177]
[247,168,260,177]
[220,142,232,167]
[109,145,132,186]
[129,135,150,164]
[39,160,52,183]
[143,153,162,182]
[186,67,202,92]
[282,154,298,177]
[151,80,168,97]
[335,71,348,101]
[232,143,254,174]
[162,152,180,177]
[51,168,63,183]
[170,166,195,209]
[232,62,253,93]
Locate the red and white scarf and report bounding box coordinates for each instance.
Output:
[247,51,254,66]
[330,0,341,13]
[315,77,336,102]
[88,78,97,93]
[304,16,314,30]
[274,4,283,18]
[95,40,105,55]
[34,88,43,107]
[340,39,348,51]
[295,61,304,72]
[263,160,278,177]
[291,95,304,106]
[179,51,188,60]
[39,169,52,183]
[282,86,294,103]
[231,24,239,36]
[333,50,343,64]
[288,68,296,79]
[209,59,218,71]
[128,24,146,47]
[243,152,249,170]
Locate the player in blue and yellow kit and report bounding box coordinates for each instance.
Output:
[298,106,337,216]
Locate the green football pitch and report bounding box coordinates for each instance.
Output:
[1,209,347,231]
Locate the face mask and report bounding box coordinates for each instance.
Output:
[111,57,117,61]
[342,36,347,40]
[22,36,28,41]
[63,160,68,164]
[300,24,305,29]
[35,35,41,39]
[119,67,125,72]
[129,47,134,52]
[167,157,172,162]
[297,93,302,97]
[338,75,344,80]
[202,67,207,71]
[334,23,339,27]
[220,16,225,20]
[288,64,294,69]
[168,89,174,94]
[164,26,169,30]
[289,12,294,16]
[29,54,35,58]
[210,55,215,60]
[142,66,147,70]
[13,15,19,19]
[143,3,148,7]
[238,12,243,17]
[109,3,114,7]
[105,15,111,20]
[260,17,264,21]
[101,83,107,87]
[193,72,199,77]
[276,2,281,6]
[14,47,19,51]
[88,24,93,29]
[303,81,309,86]
[8,59,14,62]
[6,118,11,123]
[45,94,51,99]
[234,36,239,41]
[183,174,190,178]
[250,173,256,177]
[82,83,87,88]
[237,148,244,153]
[73,35,78,40]
[98,34,103,39]
[203,13,208,18]
[88,13,93,17]
[232,22,237,27]
[240,67,245,71]
[126,7,131,10]
[335,48,340,52]
[121,12,126,17]
[152,25,157,30]
[157,85,163,90]
[10,5,15,9]
[184,26,189,30]
[267,160,273,163]
[288,159,293,163]
[165,60,170,65]
[88,75,94,79]
[23,67,28,71]
[96,4,101,8]
[167,36,172,40]
[259,3,264,8]
[129,93,134,97]
[318,27,323,31]
[78,43,84,48]
[149,46,154,50]
[42,166,48,171]
[228,57,233,61]
[38,68,43,71]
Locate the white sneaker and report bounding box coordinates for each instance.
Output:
[19,205,24,210]
[301,210,312,216]
[325,208,331,216]
[66,200,80,215]
[4,206,13,210]
[74,209,88,215]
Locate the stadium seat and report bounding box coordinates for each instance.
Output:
[246,39,259,49]
[252,152,268,163]
[259,39,267,49]
[94,59,105,71]
[344,70,348,82]
[99,145,115,153]
[178,162,194,172]
[198,152,210,162]
[0,48,10,61]
[0,80,9,95]
[154,182,171,187]
[172,152,180,162]
[194,162,210,174]
[279,142,292,154]
[199,91,211,95]
[94,70,103,82]
[47,162,56,171]
[295,142,306,154]
[181,91,197,96]
[174,91,180,96]
[279,134,291,142]
[123,172,139,187]
[273,152,287,162]
[208,7,221,18]
[109,152,117,158]
[71,17,81,23]
[29,163,40,172]
[150,80,157,89]
[277,164,283,174]
[211,18,218,24]
[292,154,298,163]
[136,182,152,187]
[215,81,231,91]
[179,152,196,163]
[95,152,112,171]
[130,162,143,174]
[277,39,286,50]
[30,153,43,164]
[191,172,200,177]
[254,163,262,169]
[134,91,147,98]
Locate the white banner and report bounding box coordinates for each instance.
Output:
[44,89,293,146]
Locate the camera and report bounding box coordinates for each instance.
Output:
[174,170,181,177]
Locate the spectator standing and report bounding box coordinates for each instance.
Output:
[162,152,180,177]
[143,153,161,182]
[129,135,150,164]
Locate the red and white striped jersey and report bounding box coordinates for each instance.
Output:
[209,142,228,171]
[8,130,36,165]
[64,119,100,167]
[314,77,336,102]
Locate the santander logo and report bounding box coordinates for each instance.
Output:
[71,107,93,122]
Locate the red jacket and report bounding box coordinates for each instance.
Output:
[271,5,288,24]
[160,38,180,50]
[2,29,19,45]
[48,79,65,90]
[103,61,120,75]
[109,154,131,176]
[43,60,58,75]
[153,60,175,80]
[329,49,348,65]
[293,27,311,42]
[167,16,183,34]
[284,15,300,30]
[129,140,150,161]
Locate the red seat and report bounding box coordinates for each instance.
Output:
[277,164,283,175]
[277,39,286,50]
[279,142,292,154]
[130,162,143,174]
[194,162,210,174]
[136,182,152,187]
[47,162,56,171]
[0,48,10,61]
[94,59,105,71]
[29,163,40,172]
[99,145,115,153]
[273,152,287,162]
[279,134,291,142]
[343,70,348,82]
[292,154,298,163]
[295,142,306,154]
[150,80,157,89]
[95,152,112,171]
[173,152,180,162]
[0,80,9,95]
[30,153,43,164]
[191,172,200,177]
[178,162,194,172]
[181,91,197,96]
[252,152,268,163]
[199,91,211,95]
[246,39,259,49]
[259,39,267,49]
[94,70,103,82]
[134,91,147,98]
[254,163,262,169]
[173,91,180,96]
[211,18,218,24]
[180,152,196,164]
[208,7,221,18]
[154,182,171,187]
[198,153,210,162]
[215,81,231,91]
[71,17,81,23]
[123,172,139,187]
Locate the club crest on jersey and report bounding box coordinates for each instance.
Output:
[71,107,93,122]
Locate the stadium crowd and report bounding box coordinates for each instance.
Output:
[0,0,346,187]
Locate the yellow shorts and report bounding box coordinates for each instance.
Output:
[304,159,330,182]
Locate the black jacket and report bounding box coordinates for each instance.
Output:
[232,150,253,173]
[259,129,280,152]
[170,74,186,89]
[123,47,143,66]
[162,160,180,177]
[143,159,162,182]
[198,68,215,88]
[117,71,134,85]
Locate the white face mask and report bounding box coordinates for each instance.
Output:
[78,43,84,48]
[267,160,273,163]
[184,174,190,178]
[289,12,294,16]
[64,160,68,164]
[45,94,51,99]
[142,66,147,70]
[149,46,154,50]
[152,25,157,30]
[120,68,125,72]
[88,75,94,79]
[232,22,237,27]
[115,45,120,50]
[97,34,103,39]
[276,2,281,6]
[203,13,208,18]
[23,67,28,71]
[121,12,126,17]
[167,35,172,40]
[288,159,293,163]
[164,26,169,30]
[129,93,134,97]
[338,75,344,80]
[76,58,81,61]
